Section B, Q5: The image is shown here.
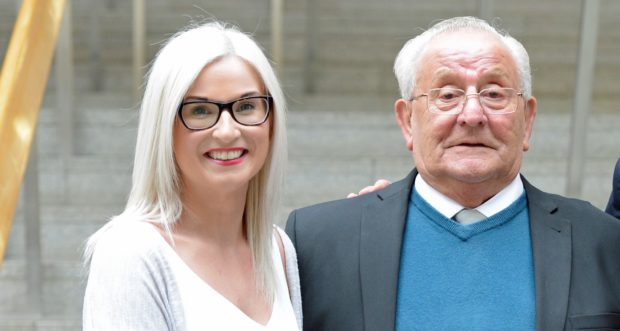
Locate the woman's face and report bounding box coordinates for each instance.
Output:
[173,56,271,195]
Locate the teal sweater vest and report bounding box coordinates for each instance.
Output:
[395,189,535,330]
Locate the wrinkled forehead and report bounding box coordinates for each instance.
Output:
[416,30,519,87]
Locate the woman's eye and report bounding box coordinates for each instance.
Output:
[237,102,256,112]
[192,107,207,115]
[189,105,214,116]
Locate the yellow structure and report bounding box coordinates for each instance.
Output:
[0,0,67,265]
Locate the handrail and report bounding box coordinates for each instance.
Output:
[567,0,599,198]
[0,0,67,266]
[132,0,145,103]
[271,0,284,77]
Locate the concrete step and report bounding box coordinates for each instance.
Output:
[0,260,83,319]
[7,203,120,262]
[4,0,619,98]
[0,319,80,331]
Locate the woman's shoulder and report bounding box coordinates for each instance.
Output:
[84,221,184,330]
[90,220,169,269]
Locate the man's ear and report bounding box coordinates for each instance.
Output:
[522,96,537,152]
[395,99,414,151]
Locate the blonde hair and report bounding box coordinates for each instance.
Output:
[84,21,287,303]
[394,16,532,100]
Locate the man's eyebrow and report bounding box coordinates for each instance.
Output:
[482,67,512,80]
[425,67,513,87]
[426,67,457,87]
[433,68,453,79]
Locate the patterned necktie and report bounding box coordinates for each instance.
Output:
[453,208,486,225]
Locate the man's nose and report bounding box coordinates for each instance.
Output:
[457,94,488,127]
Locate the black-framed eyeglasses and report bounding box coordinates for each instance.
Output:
[178,95,272,130]
[410,87,523,115]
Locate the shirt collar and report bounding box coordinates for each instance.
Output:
[414,174,524,219]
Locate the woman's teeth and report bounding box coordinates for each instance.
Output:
[208,150,243,160]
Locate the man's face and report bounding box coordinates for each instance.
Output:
[395,30,537,196]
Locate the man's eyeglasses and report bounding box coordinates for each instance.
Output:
[178,95,272,130]
[410,87,523,115]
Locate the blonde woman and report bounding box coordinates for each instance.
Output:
[83,22,300,330]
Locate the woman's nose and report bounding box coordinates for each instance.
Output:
[211,111,241,141]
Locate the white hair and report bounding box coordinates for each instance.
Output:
[394,16,532,100]
[84,21,287,304]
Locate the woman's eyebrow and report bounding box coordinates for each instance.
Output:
[182,91,262,103]
[182,96,210,102]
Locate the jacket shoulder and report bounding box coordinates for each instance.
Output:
[529,186,620,239]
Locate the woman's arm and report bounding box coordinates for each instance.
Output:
[83,223,182,330]
[274,226,303,330]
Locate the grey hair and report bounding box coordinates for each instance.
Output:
[393,16,532,100]
[84,21,287,304]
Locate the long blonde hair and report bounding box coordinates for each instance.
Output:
[84,21,287,303]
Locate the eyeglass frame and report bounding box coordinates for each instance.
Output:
[409,87,524,115]
[177,95,273,131]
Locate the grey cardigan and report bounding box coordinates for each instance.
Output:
[83,222,302,330]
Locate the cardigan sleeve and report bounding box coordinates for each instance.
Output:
[83,222,184,331]
[276,226,303,330]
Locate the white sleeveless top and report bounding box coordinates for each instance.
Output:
[163,235,299,330]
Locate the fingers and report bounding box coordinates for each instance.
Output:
[347,186,373,198]
[358,185,375,196]
[373,179,391,189]
[346,179,392,198]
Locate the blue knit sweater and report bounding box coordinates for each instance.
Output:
[395,189,535,330]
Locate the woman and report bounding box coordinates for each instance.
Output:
[83,22,301,330]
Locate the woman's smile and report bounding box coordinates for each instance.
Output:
[205,147,248,165]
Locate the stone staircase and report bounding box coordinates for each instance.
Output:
[1,0,619,329]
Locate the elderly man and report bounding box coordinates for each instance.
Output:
[286,17,620,331]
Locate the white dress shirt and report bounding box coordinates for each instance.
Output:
[414,174,525,224]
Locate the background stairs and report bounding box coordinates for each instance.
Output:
[1,0,619,328]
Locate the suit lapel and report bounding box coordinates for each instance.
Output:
[524,178,572,331]
[359,170,416,331]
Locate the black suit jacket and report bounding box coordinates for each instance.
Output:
[286,170,620,331]
[606,158,620,219]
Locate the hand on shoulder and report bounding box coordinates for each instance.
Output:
[347,179,392,198]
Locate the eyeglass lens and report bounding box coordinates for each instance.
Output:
[180,97,269,130]
[429,87,518,114]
